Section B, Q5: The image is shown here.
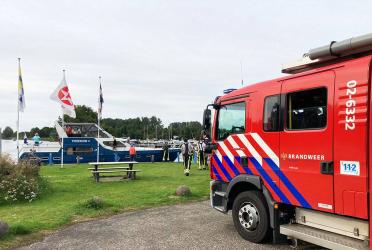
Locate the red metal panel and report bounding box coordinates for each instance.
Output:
[249,82,282,198]
[355,192,368,219]
[333,56,371,219]
[211,97,251,182]
[343,191,355,215]
[280,71,335,212]
[369,57,372,250]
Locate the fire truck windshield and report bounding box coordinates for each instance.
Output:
[217,102,246,140]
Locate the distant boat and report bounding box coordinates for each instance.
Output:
[19,122,181,164]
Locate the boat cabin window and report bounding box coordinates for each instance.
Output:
[66,147,93,155]
[286,88,327,130]
[64,124,110,138]
[217,102,246,141]
[263,95,280,132]
[103,140,126,147]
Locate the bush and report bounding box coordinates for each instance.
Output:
[9,224,31,235]
[0,155,13,177]
[82,196,108,210]
[0,155,43,204]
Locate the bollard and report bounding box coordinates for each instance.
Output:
[49,153,53,165]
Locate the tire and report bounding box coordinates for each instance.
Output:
[232,191,271,243]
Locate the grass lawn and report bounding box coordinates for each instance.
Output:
[0,162,211,249]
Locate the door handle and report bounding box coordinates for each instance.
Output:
[320,161,334,175]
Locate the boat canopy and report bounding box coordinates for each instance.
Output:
[54,122,112,139]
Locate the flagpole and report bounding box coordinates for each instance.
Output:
[97,76,101,163]
[61,70,66,169]
[17,58,21,162]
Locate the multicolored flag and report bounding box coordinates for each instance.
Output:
[18,59,25,112]
[50,73,76,118]
[98,80,104,120]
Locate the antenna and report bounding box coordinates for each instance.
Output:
[240,60,244,86]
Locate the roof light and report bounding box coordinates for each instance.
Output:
[223,88,237,94]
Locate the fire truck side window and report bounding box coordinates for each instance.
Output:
[217,102,246,140]
[263,95,280,131]
[286,88,327,130]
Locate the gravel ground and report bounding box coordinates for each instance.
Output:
[18,201,318,250]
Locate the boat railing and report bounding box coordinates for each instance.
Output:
[20,141,61,154]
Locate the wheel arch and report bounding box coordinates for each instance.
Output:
[226,174,276,229]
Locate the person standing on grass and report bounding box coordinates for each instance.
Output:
[129,144,136,161]
[181,139,194,176]
[198,138,204,170]
[128,144,136,179]
[202,132,211,170]
[162,141,169,162]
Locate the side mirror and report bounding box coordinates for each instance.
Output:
[204,143,218,153]
[203,109,211,130]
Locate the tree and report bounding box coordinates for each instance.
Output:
[64,105,97,123]
[2,126,14,139]
[1,104,203,141]
[30,127,40,137]
[39,127,54,138]
[168,121,202,140]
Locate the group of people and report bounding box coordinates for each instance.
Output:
[23,133,41,146]
[181,133,210,176]
[65,126,82,137]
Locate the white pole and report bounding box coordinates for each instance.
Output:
[17,99,20,161]
[97,118,100,163]
[60,69,66,169]
[0,128,2,156]
[61,109,64,168]
[17,58,21,162]
[97,76,101,163]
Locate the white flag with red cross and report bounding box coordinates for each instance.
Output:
[50,74,76,118]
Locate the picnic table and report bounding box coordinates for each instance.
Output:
[88,161,140,182]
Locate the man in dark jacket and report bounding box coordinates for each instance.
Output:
[181,139,194,176]
[162,142,169,162]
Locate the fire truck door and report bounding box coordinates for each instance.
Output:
[280,71,335,212]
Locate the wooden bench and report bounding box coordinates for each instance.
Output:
[88,161,140,182]
[91,169,142,182]
[88,166,129,170]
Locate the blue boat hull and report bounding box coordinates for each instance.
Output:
[20,137,181,164]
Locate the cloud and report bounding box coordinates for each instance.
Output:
[1,0,372,131]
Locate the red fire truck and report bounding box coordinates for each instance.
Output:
[204,33,372,250]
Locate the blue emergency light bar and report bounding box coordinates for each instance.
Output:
[223,88,237,94]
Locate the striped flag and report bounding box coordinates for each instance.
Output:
[18,59,25,112]
[98,80,104,119]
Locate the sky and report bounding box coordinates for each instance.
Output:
[0,0,372,131]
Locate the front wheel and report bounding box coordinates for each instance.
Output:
[232,191,271,243]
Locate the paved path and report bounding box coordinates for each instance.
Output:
[19,201,318,250]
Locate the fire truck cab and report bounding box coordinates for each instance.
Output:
[205,33,372,250]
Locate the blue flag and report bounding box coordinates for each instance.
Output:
[18,60,25,112]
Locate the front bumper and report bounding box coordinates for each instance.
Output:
[210,180,228,213]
